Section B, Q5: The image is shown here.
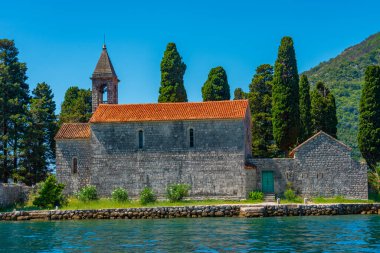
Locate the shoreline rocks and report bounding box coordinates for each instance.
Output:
[0,204,379,221]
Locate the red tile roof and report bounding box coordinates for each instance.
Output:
[89,100,249,123]
[55,123,91,140]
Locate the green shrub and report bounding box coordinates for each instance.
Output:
[140,187,156,205]
[284,189,296,201]
[33,175,67,209]
[166,184,191,202]
[112,187,129,202]
[76,185,98,202]
[248,191,264,201]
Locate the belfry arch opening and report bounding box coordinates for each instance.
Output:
[102,85,108,104]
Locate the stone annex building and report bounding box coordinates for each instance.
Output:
[55,45,368,200]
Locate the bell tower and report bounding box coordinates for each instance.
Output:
[91,44,119,112]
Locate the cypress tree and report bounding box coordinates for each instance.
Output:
[299,75,312,142]
[233,88,247,100]
[358,65,380,169]
[249,64,277,157]
[310,82,338,137]
[272,36,300,153]
[158,43,187,102]
[59,87,92,125]
[0,39,30,182]
[202,66,230,101]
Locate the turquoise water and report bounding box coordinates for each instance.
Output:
[0,215,379,252]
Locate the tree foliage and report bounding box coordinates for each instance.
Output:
[18,83,57,185]
[233,88,247,100]
[299,75,312,142]
[311,82,338,137]
[0,39,29,183]
[202,66,230,101]
[33,175,66,208]
[59,86,92,125]
[303,32,380,159]
[158,43,187,102]
[249,64,278,157]
[272,36,300,153]
[358,66,380,168]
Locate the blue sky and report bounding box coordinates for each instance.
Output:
[1,0,380,112]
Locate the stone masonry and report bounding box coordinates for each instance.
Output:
[247,132,368,199]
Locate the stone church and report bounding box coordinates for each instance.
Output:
[55,45,368,200]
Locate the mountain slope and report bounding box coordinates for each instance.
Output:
[303,32,380,159]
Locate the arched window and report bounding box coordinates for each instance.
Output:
[102,85,108,103]
[72,157,78,174]
[138,130,144,149]
[189,128,194,148]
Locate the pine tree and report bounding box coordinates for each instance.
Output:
[18,83,57,185]
[272,36,300,153]
[233,88,247,100]
[59,87,92,125]
[0,39,29,182]
[358,65,380,169]
[158,43,187,102]
[202,66,230,101]
[299,75,312,142]
[249,64,277,157]
[310,82,338,137]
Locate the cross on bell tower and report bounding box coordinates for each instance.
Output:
[91,44,119,112]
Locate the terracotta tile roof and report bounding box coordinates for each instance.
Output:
[90,100,249,123]
[289,131,351,157]
[55,123,91,140]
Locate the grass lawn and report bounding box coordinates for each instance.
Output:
[2,194,378,212]
[61,198,263,210]
[310,196,374,204]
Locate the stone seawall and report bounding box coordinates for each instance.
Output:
[0,204,379,221]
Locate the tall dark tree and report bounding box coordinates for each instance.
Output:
[358,66,380,169]
[299,75,312,142]
[202,66,230,101]
[233,88,248,100]
[249,64,277,157]
[272,36,300,153]
[18,83,57,185]
[158,43,187,102]
[0,39,29,182]
[59,87,92,125]
[311,82,338,137]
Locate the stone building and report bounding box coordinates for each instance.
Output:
[55,45,368,200]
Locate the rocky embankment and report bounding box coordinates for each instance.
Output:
[0,204,379,221]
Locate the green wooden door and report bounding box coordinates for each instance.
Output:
[262,171,274,193]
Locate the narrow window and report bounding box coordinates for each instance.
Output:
[189,128,194,147]
[138,130,144,149]
[72,157,78,174]
[102,85,108,103]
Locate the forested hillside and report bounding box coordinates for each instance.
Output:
[303,32,380,159]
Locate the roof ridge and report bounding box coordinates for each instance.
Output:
[97,100,248,107]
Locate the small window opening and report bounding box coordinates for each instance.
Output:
[72,157,78,174]
[189,128,194,147]
[102,85,108,103]
[138,130,144,149]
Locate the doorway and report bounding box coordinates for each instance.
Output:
[262,171,274,193]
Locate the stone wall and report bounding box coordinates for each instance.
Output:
[0,184,30,208]
[56,119,251,199]
[248,133,368,199]
[56,139,92,194]
[1,204,379,221]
